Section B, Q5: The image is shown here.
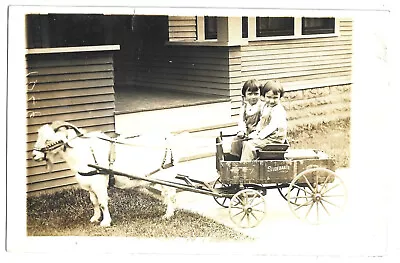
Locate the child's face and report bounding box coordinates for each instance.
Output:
[245,89,260,106]
[265,90,280,106]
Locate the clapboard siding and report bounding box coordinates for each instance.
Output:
[26,123,115,145]
[27,78,114,91]
[27,55,113,68]
[115,16,352,119]
[120,45,231,96]
[28,71,114,84]
[232,18,353,117]
[26,51,117,193]
[27,160,70,177]
[27,64,114,75]
[28,86,114,100]
[28,176,78,193]
[27,117,115,135]
[27,94,115,109]
[115,15,231,97]
[168,16,197,41]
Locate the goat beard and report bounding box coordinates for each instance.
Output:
[45,155,55,172]
[46,159,54,172]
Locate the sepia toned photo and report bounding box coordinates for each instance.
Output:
[5,2,396,260]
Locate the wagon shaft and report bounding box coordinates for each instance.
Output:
[88,164,228,198]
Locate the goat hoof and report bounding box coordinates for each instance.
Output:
[162,214,173,220]
[90,216,100,223]
[100,220,111,227]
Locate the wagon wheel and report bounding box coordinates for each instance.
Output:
[287,168,347,225]
[277,183,310,206]
[212,177,232,208]
[229,189,267,228]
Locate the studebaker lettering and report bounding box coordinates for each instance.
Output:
[266,165,290,173]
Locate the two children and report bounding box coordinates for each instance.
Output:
[230,79,288,161]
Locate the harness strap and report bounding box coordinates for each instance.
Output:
[161,143,174,169]
[79,141,116,188]
[90,146,98,165]
[78,170,101,176]
[108,141,116,187]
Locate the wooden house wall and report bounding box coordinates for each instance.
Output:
[231,18,353,116]
[133,45,232,96]
[119,16,352,117]
[168,16,197,41]
[26,51,116,194]
[115,15,231,96]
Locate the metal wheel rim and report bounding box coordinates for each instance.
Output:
[229,189,266,228]
[212,177,232,208]
[287,168,347,225]
[277,183,309,206]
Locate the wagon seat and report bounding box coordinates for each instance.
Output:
[257,140,290,160]
[257,140,329,161]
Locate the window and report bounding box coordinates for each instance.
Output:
[302,17,335,35]
[204,16,217,39]
[256,17,294,37]
[242,17,248,38]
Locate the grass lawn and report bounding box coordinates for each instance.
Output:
[27,187,253,240]
[27,118,350,238]
[288,117,350,168]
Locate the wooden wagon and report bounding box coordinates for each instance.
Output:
[213,133,347,227]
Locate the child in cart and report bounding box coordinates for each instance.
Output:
[240,79,288,161]
[230,79,264,159]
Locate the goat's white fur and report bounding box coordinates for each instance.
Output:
[32,122,190,227]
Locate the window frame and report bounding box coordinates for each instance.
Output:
[255,17,295,37]
[301,17,336,35]
[167,16,339,47]
[242,16,248,39]
[204,16,218,40]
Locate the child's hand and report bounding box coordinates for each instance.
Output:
[237,131,245,138]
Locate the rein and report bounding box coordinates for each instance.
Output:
[34,133,85,154]
[79,136,175,184]
[34,139,65,153]
[37,124,175,186]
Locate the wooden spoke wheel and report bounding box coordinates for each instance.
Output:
[287,168,347,225]
[229,189,267,228]
[277,183,310,206]
[212,177,233,208]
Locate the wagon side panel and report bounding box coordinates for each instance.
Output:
[296,158,336,173]
[220,161,261,184]
[294,158,336,183]
[260,160,295,184]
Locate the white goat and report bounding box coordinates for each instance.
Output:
[32,121,189,227]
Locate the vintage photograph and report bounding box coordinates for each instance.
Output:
[6,2,395,259]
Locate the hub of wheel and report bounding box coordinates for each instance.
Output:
[245,206,252,214]
[313,193,322,202]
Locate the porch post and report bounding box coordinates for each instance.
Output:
[217,16,242,44]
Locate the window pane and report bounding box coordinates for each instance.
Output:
[256,17,294,37]
[302,17,335,35]
[242,17,248,38]
[205,16,217,39]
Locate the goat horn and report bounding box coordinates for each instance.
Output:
[51,121,82,136]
